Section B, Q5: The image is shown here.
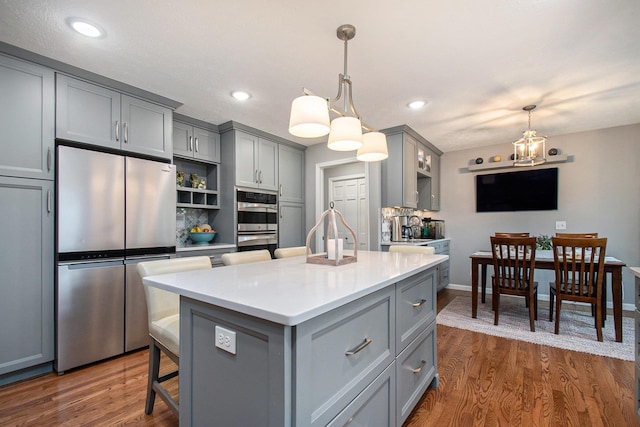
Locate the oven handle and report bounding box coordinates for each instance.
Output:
[237,203,278,212]
[237,235,277,246]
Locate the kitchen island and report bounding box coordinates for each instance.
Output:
[143,250,447,426]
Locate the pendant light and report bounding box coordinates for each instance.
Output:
[288,25,388,161]
[513,105,547,167]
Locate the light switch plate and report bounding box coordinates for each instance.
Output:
[555,221,567,230]
[215,325,236,355]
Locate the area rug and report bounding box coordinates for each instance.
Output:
[437,295,634,361]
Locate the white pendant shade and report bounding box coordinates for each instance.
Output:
[288,95,331,138]
[357,132,388,161]
[327,117,363,151]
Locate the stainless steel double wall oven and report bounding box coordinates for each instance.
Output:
[236,189,277,257]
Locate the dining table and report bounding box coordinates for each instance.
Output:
[470,250,627,342]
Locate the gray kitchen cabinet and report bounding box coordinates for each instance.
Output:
[279,202,305,248]
[382,127,417,208]
[427,239,450,291]
[0,54,54,181]
[382,125,442,211]
[228,130,278,191]
[0,176,54,381]
[179,265,438,426]
[56,74,172,160]
[173,119,220,163]
[278,144,305,203]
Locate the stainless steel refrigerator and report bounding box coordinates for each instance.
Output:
[56,145,175,372]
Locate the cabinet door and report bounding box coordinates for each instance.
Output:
[403,135,417,208]
[121,94,172,160]
[430,152,440,210]
[56,75,120,150]
[172,120,193,158]
[0,55,54,181]
[0,177,54,375]
[235,131,258,188]
[278,144,304,203]
[193,127,220,163]
[258,138,278,191]
[279,202,304,248]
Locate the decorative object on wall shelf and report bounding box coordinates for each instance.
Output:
[467,153,568,172]
[549,148,558,156]
[475,157,483,164]
[197,179,206,189]
[190,173,198,188]
[492,155,502,162]
[513,104,547,167]
[288,24,388,162]
[176,170,185,186]
[305,201,357,266]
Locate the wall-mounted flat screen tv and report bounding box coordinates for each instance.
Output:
[476,167,558,212]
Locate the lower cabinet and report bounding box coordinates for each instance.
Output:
[181,266,438,426]
[0,177,54,382]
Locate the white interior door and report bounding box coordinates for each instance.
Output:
[329,176,368,251]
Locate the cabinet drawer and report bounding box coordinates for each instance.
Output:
[396,268,436,352]
[295,287,395,427]
[327,362,396,427]
[396,320,437,426]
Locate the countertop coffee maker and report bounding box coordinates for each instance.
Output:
[391,216,408,241]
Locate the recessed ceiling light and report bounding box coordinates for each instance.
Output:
[231,91,251,101]
[408,100,426,110]
[67,18,104,38]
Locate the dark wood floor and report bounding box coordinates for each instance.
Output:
[0,289,637,426]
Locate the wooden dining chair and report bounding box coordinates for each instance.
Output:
[555,232,599,238]
[549,237,607,341]
[489,236,538,331]
[494,232,530,237]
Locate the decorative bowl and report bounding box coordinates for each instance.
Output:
[189,231,216,244]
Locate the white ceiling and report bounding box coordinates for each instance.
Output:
[1,0,639,152]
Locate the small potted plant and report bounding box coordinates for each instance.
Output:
[536,234,552,250]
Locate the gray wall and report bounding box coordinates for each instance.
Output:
[439,123,640,306]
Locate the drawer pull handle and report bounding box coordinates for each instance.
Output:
[412,299,427,308]
[411,360,426,374]
[345,337,372,356]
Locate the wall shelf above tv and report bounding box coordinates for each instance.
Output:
[468,154,568,172]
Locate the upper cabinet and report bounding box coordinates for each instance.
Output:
[381,125,442,211]
[278,144,305,203]
[173,119,220,164]
[56,75,172,160]
[227,130,278,191]
[0,54,55,180]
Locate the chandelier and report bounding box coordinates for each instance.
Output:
[288,24,388,162]
[513,104,547,166]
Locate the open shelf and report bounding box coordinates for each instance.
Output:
[467,154,568,172]
[177,186,219,209]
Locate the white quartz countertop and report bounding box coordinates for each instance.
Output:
[630,267,640,278]
[176,243,236,252]
[143,250,448,326]
[380,237,450,246]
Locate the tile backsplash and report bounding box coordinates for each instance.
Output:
[176,208,210,247]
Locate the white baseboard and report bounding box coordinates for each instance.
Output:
[443,283,636,313]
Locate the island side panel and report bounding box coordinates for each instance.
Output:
[180,296,291,427]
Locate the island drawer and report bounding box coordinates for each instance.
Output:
[396,320,437,426]
[327,362,396,427]
[396,268,437,353]
[294,287,395,427]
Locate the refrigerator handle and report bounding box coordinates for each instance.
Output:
[115,121,120,142]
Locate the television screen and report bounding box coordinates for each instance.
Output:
[476,167,558,212]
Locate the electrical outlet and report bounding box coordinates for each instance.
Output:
[555,221,567,230]
[215,325,236,355]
